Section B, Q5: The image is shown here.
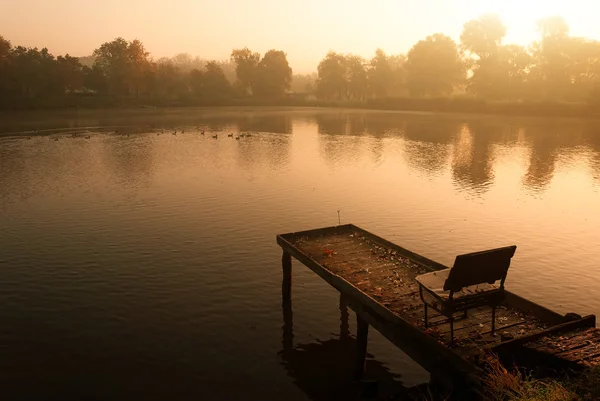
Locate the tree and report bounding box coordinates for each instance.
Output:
[0,35,10,65]
[569,39,600,92]
[253,50,292,97]
[127,39,151,97]
[9,46,61,98]
[405,34,464,97]
[155,59,186,100]
[461,14,506,59]
[461,14,508,98]
[367,50,407,98]
[537,16,570,39]
[368,49,393,98]
[56,55,83,93]
[92,38,151,97]
[190,62,232,100]
[190,68,203,97]
[529,16,572,99]
[316,51,347,100]
[202,61,232,98]
[231,48,260,95]
[0,35,13,96]
[170,53,204,73]
[345,55,367,101]
[93,38,130,96]
[291,73,317,94]
[498,44,532,100]
[82,64,108,94]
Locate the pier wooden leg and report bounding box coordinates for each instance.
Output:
[354,314,369,380]
[339,294,350,341]
[282,251,292,301]
[282,298,293,355]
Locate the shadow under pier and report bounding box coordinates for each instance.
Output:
[279,294,433,400]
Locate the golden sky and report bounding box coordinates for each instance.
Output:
[2,0,599,72]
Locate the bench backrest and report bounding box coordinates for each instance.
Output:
[443,245,517,292]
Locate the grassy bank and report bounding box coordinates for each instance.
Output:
[2,94,600,121]
[479,356,600,401]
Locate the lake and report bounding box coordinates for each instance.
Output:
[1,107,600,400]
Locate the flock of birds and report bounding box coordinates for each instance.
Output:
[156,128,254,141]
[26,127,258,142]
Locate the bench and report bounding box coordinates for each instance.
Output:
[415,245,517,345]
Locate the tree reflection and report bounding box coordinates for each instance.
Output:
[363,113,403,137]
[402,118,459,176]
[451,122,498,195]
[236,114,292,135]
[522,125,561,192]
[581,122,600,182]
[521,122,590,192]
[315,113,365,167]
[315,113,348,135]
[347,113,367,135]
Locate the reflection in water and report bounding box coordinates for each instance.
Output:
[280,296,405,401]
[402,119,459,176]
[2,110,600,200]
[315,113,348,136]
[316,114,365,168]
[103,136,156,189]
[236,114,292,134]
[522,127,560,192]
[348,114,367,135]
[451,123,496,195]
[363,116,400,138]
[0,141,26,203]
[2,109,600,400]
[582,123,600,181]
[310,111,600,196]
[235,133,292,171]
[521,121,600,191]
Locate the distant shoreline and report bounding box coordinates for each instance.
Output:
[1,97,599,121]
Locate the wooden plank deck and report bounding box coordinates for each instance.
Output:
[276,223,589,387]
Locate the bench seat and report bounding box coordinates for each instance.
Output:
[416,245,517,345]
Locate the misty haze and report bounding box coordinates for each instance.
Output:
[2,1,600,400]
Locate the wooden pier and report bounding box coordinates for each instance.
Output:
[276,224,597,393]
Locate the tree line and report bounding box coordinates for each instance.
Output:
[0,37,293,108]
[1,14,600,110]
[315,15,600,103]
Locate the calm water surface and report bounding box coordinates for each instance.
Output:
[1,108,600,400]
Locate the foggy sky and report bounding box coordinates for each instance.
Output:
[2,0,599,72]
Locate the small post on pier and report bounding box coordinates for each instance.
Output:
[282,251,292,301]
[354,314,369,380]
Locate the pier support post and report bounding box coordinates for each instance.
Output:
[339,294,350,341]
[282,297,293,355]
[354,314,369,380]
[282,251,292,301]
